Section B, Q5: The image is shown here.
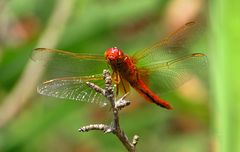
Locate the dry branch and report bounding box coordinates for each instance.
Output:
[79,70,139,152]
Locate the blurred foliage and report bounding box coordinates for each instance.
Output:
[209,0,240,152]
[0,0,211,152]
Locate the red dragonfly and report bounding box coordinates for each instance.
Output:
[32,22,207,110]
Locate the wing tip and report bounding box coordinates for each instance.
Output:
[192,53,208,65]
[192,53,206,57]
[31,48,47,61]
[185,21,196,26]
[33,48,49,52]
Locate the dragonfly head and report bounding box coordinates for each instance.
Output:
[105,47,124,66]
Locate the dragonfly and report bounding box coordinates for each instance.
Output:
[32,21,207,110]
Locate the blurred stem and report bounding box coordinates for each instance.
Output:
[0,0,75,128]
[210,0,240,152]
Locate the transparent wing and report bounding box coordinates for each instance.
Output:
[132,21,198,67]
[31,48,108,78]
[37,75,109,106]
[138,53,208,93]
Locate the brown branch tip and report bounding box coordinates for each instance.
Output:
[79,70,139,152]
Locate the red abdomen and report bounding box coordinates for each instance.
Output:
[119,55,172,110]
[132,78,173,110]
[118,55,172,109]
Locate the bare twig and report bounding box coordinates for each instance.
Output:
[85,82,105,95]
[132,135,140,146]
[79,124,109,132]
[79,70,139,152]
[115,93,131,110]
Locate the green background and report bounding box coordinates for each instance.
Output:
[0,0,238,152]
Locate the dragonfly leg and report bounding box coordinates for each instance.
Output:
[112,72,120,96]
